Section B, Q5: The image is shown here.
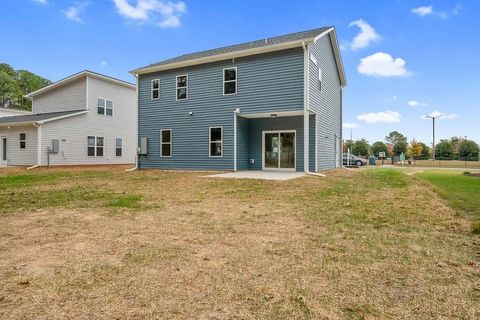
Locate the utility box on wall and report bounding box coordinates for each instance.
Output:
[139,137,148,155]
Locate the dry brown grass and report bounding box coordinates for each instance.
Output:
[0,166,479,319]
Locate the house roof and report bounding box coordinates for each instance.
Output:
[131,27,346,86]
[0,107,31,115]
[25,70,136,98]
[0,109,88,126]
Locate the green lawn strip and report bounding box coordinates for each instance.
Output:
[415,170,480,233]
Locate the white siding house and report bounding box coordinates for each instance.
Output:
[0,71,136,167]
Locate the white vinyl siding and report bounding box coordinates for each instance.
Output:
[37,76,136,166]
[32,77,86,113]
[0,125,37,166]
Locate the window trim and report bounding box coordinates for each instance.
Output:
[318,67,322,91]
[223,67,237,96]
[151,79,160,100]
[19,132,26,150]
[115,137,123,157]
[160,129,172,158]
[97,97,114,116]
[175,74,188,101]
[86,135,105,157]
[209,126,223,158]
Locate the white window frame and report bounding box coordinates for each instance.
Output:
[87,136,105,157]
[19,132,26,149]
[160,129,172,157]
[151,79,160,100]
[176,75,188,101]
[209,126,223,158]
[223,67,237,96]
[115,137,123,157]
[97,98,114,116]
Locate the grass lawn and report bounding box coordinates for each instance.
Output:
[0,166,479,319]
[378,159,480,169]
[416,170,480,233]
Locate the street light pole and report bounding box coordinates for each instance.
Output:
[425,114,442,161]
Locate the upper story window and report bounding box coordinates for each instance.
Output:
[223,67,237,95]
[209,127,223,157]
[151,79,159,100]
[160,129,172,157]
[97,98,113,116]
[19,133,26,149]
[176,75,188,100]
[87,136,104,157]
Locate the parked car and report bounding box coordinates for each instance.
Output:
[343,154,368,166]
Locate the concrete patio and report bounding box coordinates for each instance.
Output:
[204,171,306,181]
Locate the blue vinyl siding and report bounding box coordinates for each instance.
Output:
[138,48,304,170]
[236,116,249,170]
[309,34,342,170]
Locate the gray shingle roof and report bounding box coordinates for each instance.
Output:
[136,27,331,71]
[0,109,86,125]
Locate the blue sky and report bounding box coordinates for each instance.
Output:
[1,0,478,144]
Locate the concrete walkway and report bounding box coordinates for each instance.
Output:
[205,171,306,181]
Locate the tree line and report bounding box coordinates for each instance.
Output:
[0,63,51,111]
[344,131,479,161]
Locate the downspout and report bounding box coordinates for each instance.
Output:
[233,108,240,171]
[126,73,139,172]
[302,42,310,173]
[27,122,41,170]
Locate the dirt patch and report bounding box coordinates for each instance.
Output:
[0,168,479,319]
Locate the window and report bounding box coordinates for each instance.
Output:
[115,138,123,157]
[160,129,172,157]
[151,79,159,100]
[19,133,26,149]
[87,136,104,157]
[97,98,113,116]
[176,75,188,100]
[209,127,222,157]
[318,68,322,91]
[223,67,237,95]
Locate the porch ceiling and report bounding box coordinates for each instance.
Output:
[239,110,315,119]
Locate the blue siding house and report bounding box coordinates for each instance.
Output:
[132,27,346,172]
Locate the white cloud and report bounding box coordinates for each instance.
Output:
[64,2,89,22]
[348,19,381,50]
[100,60,109,67]
[408,100,427,107]
[343,122,361,129]
[112,0,186,28]
[423,111,458,119]
[358,52,410,77]
[412,6,433,16]
[357,111,401,123]
[412,5,462,19]
[32,0,48,4]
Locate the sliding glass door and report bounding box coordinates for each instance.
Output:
[263,131,296,171]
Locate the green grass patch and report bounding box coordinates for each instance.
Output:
[416,170,480,233]
[110,195,142,208]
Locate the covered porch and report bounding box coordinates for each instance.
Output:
[234,110,316,173]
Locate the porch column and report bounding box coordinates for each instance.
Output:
[304,111,309,172]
